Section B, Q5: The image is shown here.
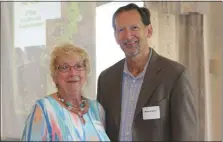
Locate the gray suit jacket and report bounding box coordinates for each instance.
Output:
[97,49,198,141]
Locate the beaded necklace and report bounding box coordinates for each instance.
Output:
[57,92,86,112]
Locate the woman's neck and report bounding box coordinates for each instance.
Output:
[58,90,82,107]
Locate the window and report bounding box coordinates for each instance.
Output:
[1,2,96,139]
[96,1,144,80]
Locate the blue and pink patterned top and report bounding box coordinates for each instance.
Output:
[21,96,110,141]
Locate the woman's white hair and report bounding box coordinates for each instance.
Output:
[50,42,91,77]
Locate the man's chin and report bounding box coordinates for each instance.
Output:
[122,46,139,57]
[125,50,139,57]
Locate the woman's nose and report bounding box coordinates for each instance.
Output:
[68,67,78,75]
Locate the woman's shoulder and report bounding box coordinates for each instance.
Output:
[86,98,104,116]
[85,98,106,127]
[86,98,97,103]
[32,94,58,112]
[36,93,57,103]
[86,98,101,109]
[24,96,51,124]
[34,96,51,106]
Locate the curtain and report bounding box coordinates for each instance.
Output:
[144,2,206,140]
[178,13,205,140]
[1,2,21,139]
[1,2,96,139]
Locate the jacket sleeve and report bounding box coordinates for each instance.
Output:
[97,73,103,109]
[96,72,107,128]
[170,69,198,141]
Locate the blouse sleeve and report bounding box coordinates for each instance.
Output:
[21,101,50,141]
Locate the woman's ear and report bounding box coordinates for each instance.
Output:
[52,72,57,84]
[52,73,59,88]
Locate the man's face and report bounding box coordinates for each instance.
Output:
[114,10,151,57]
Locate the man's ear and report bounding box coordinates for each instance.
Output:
[146,24,153,38]
[114,31,119,44]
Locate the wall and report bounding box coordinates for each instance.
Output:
[145,1,222,141]
[204,2,222,140]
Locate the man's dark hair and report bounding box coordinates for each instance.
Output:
[112,3,151,30]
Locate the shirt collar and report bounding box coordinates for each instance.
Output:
[123,48,153,79]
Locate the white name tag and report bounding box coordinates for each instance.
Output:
[142,106,160,120]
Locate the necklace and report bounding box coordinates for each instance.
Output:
[57,92,87,124]
[57,92,86,112]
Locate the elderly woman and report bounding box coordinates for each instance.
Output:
[21,43,110,141]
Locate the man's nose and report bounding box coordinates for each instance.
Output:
[124,29,133,40]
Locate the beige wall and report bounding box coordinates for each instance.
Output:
[147,8,178,61]
[146,2,222,141]
[204,2,222,141]
[46,2,96,99]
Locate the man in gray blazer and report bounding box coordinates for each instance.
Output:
[97,3,198,141]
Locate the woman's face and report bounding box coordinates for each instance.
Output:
[53,54,87,96]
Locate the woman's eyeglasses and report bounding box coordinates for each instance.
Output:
[57,63,86,73]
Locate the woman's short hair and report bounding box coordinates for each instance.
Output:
[50,42,91,77]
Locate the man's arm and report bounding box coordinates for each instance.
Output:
[97,73,103,104]
[170,69,198,141]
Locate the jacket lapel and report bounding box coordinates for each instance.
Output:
[110,59,125,132]
[134,50,163,119]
